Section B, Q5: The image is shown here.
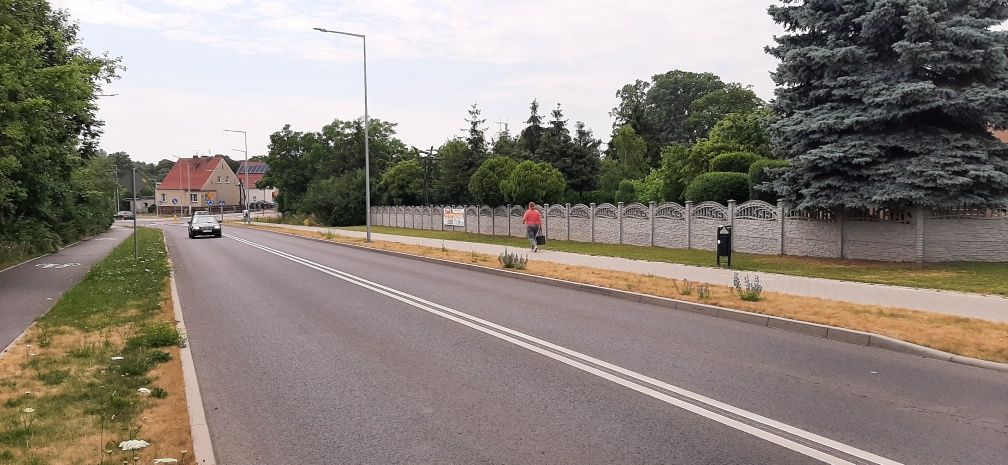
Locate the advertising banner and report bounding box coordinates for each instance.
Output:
[443,207,465,227]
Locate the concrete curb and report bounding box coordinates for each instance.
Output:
[0,323,36,360]
[166,234,217,464]
[242,225,1008,374]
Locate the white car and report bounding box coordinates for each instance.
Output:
[188,215,222,238]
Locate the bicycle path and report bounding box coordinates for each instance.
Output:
[250,223,1008,323]
[0,224,132,351]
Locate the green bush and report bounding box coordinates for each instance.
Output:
[709,151,763,173]
[684,172,750,204]
[614,179,638,203]
[748,159,789,202]
[129,321,184,349]
[298,170,373,226]
[500,160,566,205]
[469,157,518,206]
[498,249,528,270]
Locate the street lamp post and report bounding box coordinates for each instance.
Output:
[314,26,371,242]
[171,154,194,218]
[224,129,249,223]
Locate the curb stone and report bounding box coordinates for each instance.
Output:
[238,225,1008,374]
[165,232,217,464]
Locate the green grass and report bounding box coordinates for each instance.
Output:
[344,225,1008,296]
[0,227,180,463]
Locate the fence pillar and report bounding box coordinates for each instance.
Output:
[565,203,571,241]
[617,202,624,245]
[777,199,786,255]
[476,205,480,235]
[914,205,925,262]
[507,204,512,236]
[649,201,656,247]
[589,203,596,243]
[543,204,549,238]
[685,201,693,249]
[837,208,845,259]
[727,200,736,231]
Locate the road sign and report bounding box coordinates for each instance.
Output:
[220,200,226,205]
[207,200,214,206]
[172,198,178,205]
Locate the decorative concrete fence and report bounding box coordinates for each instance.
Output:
[370,202,1008,262]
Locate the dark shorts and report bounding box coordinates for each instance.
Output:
[526,224,540,239]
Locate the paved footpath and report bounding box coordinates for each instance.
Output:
[250,223,1008,323]
[0,224,132,350]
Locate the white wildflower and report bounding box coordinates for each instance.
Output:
[118,439,150,451]
[22,407,35,414]
[153,459,178,464]
[111,356,124,361]
[137,388,152,396]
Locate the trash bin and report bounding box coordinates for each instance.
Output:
[716,225,732,267]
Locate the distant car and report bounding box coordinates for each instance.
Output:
[188,215,222,239]
[115,211,135,220]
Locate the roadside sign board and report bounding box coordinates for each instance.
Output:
[443,207,465,227]
[172,198,178,205]
[220,200,226,205]
[207,200,214,206]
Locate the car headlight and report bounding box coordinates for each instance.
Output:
[213,226,220,229]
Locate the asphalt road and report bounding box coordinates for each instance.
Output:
[0,223,132,350]
[164,224,1008,465]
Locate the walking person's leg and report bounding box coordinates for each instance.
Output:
[527,225,537,251]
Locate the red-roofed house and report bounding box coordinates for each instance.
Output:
[155,156,241,214]
[236,161,278,207]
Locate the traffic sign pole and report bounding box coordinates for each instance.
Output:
[132,168,138,261]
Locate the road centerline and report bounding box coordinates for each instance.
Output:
[224,233,900,465]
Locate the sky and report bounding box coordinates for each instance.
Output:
[54,0,785,164]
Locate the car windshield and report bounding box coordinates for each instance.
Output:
[193,217,217,225]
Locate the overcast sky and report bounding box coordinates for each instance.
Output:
[55,0,785,163]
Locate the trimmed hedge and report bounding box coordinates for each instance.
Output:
[709,151,763,173]
[748,159,789,202]
[684,172,750,204]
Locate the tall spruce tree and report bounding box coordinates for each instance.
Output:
[519,99,545,156]
[767,0,1008,209]
[465,102,488,159]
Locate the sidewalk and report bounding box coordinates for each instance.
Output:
[250,222,1008,323]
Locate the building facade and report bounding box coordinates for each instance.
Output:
[155,156,242,214]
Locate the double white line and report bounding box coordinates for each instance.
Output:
[228,234,900,465]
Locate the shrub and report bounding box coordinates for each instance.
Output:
[673,279,693,296]
[684,172,749,204]
[748,159,790,202]
[500,161,566,205]
[298,170,371,226]
[498,249,528,270]
[710,151,763,173]
[614,179,638,203]
[129,322,184,349]
[697,284,711,300]
[470,157,518,206]
[733,273,763,301]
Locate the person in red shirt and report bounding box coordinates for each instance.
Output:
[522,202,542,252]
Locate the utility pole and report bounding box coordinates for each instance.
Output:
[114,165,119,211]
[132,167,138,260]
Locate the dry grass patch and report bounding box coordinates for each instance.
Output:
[245,224,1008,363]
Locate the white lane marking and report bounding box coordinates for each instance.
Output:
[226,234,901,465]
[34,263,81,269]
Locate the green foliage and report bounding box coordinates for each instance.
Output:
[635,169,666,203]
[466,102,488,157]
[498,249,528,270]
[674,279,693,296]
[749,159,789,202]
[518,99,545,155]
[614,179,638,203]
[500,160,566,205]
[436,138,478,204]
[767,1,1008,208]
[710,152,763,174]
[599,125,649,195]
[611,70,764,164]
[733,273,762,302]
[0,0,121,251]
[37,370,69,386]
[491,131,531,160]
[469,157,518,206]
[381,159,424,205]
[298,170,370,226]
[684,172,749,204]
[129,321,184,349]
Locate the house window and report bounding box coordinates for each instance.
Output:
[161,193,166,202]
[225,177,230,183]
[190,193,198,203]
[217,176,221,183]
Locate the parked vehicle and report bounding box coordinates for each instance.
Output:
[188,215,222,238]
[115,211,135,220]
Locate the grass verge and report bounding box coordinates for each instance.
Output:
[0,228,193,464]
[242,224,1008,363]
[338,225,1008,297]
